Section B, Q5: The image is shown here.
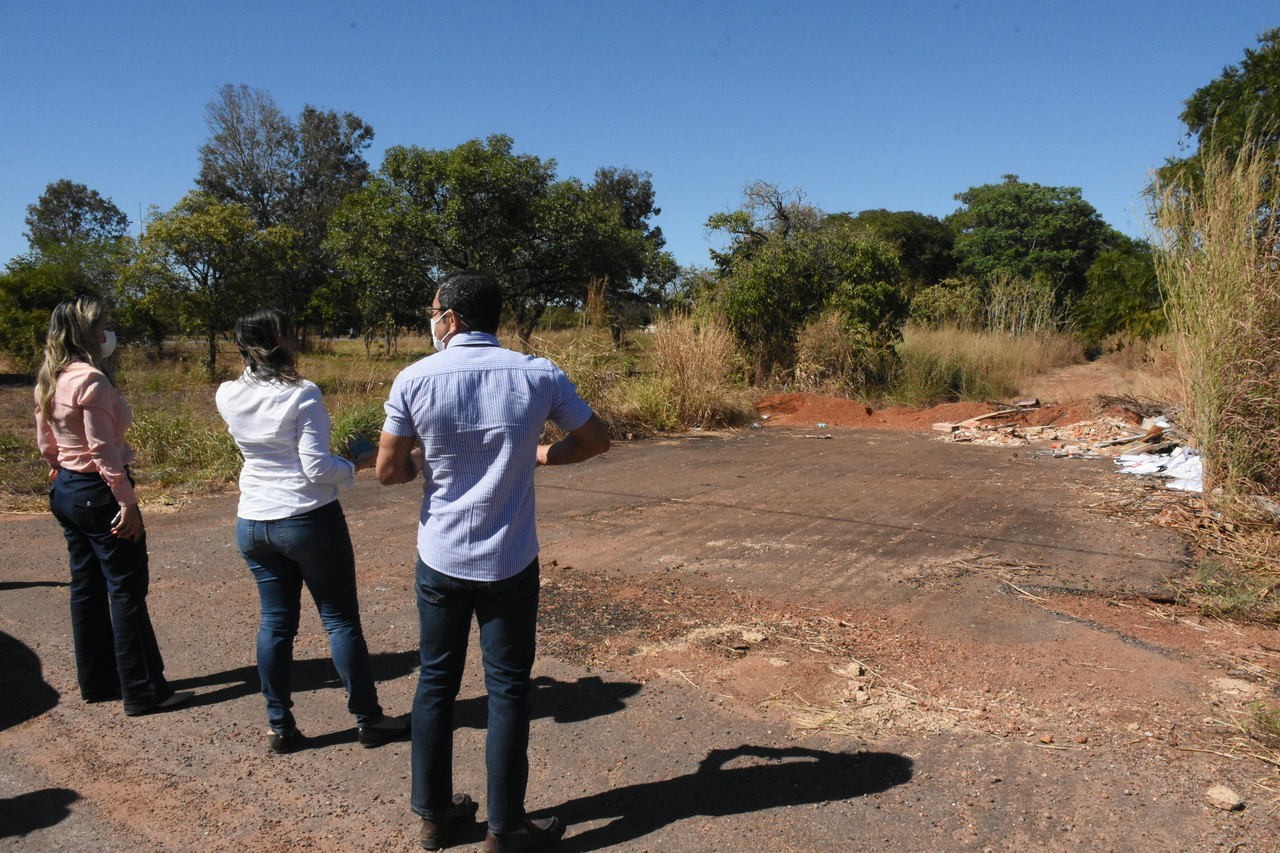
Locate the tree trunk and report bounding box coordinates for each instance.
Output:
[205,327,218,382]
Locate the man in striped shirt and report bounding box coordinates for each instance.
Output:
[377,270,610,852]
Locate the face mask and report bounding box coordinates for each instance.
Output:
[430,313,449,351]
[100,329,117,358]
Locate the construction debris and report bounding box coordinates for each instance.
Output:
[941,396,1203,493]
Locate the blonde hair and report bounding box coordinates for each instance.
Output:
[36,296,110,419]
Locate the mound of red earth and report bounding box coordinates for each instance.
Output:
[753,392,1114,431]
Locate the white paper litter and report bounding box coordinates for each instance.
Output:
[1115,446,1203,493]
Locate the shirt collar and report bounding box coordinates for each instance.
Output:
[448,331,500,347]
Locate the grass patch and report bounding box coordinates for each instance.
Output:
[888,325,1083,407]
[1153,142,1280,501]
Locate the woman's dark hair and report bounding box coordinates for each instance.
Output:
[235,307,301,384]
[435,270,502,333]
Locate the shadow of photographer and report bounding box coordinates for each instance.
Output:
[552,744,913,851]
[0,630,59,732]
[0,787,80,840]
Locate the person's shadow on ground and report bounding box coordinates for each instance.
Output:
[0,580,68,592]
[0,788,81,840]
[169,659,641,750]
[0,630,60,732]
[168,649,420,708]
[548,744,913,851]
[455,675,642,728]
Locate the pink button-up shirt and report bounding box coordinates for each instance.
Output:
[35,361,137,505]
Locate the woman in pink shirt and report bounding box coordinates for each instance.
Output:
[35,296,191,716]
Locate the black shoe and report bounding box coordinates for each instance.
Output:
[419,793,479,850]
[483,816,564,852]
[357,714,409,747]
[123,689,194,717]
[268,728,305,754]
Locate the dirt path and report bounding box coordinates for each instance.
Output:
[1,404,1277,850]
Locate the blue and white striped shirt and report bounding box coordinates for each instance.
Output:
[382,331,594,581]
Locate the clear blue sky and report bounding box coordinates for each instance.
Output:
[2,2,1277,270]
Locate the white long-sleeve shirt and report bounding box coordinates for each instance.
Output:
[216,370,354,520]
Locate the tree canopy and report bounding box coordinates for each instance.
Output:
[830,208,956,296]
[706,183,905,381]
[196,84,374,326]
[947,174,1108,303]
[329,134,674,345]
[129,192,271,376]
[1169,28,1280,171]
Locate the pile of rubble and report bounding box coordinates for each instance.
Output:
[934,396,1202,492]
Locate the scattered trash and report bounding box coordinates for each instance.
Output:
[1116,446,1203,493]
[749,422,763,429]
[816,422,827,429]
[939,397,1202,493]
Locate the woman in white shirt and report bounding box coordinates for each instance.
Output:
[216,307,406,754]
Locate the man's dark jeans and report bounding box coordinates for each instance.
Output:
[411,557,539,833]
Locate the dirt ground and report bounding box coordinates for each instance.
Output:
[1,361,1278,851]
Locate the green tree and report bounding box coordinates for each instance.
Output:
[947,175,1108,305]
[707,185,904,381]
[1163,29,1280,182]
[130,192,267,377]
[1073,237,1164,347]
[0,181,133,367]
[832,208,956,297]
[25,179,130,250]
[329,134,673,345]
[197,85,374,327]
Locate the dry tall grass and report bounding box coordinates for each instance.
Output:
[1152,145,1280,503]
[642,312,752,428]
[890,325,1084,406]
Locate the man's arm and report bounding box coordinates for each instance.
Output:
[537,413,611,466]
[375,432,422,484]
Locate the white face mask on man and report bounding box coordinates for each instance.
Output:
[100,329,117,358]
[430,311,450,351]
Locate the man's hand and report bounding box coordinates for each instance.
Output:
[376,432,422,485]
[537,414,611,466]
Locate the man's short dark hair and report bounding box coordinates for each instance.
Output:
[436,270,502,333]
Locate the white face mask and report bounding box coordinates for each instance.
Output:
[430,312,449,352]
[100,329,117,358]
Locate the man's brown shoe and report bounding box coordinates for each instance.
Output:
[418,793,478,850]
[482,816,564,852]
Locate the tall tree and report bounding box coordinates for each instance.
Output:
[0,181,134,366]
[196,85,374,326]
[24,179,130,250]
[329,134,673,345]
[947,174,1107,303]
[130,192,267,377]
[586,167,676,304]
[197,85,296,229]
[1165,28,1280,174]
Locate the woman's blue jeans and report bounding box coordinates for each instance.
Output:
[235,501,382,733]
[411,558,539,834]
[49,469,171,712]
